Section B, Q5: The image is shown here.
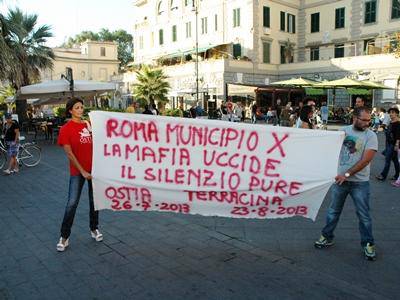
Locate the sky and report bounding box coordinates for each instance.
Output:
[0,0,136,47]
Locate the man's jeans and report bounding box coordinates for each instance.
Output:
[60,175,99,239]
[380,144,400,179]
[321,181,374,246]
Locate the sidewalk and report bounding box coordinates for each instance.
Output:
[0,132,399,299]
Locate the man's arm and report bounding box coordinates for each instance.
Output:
[335,149,376,184]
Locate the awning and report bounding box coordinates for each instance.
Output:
[160,44,228,60]
[347,88,371,95]
[227,84,257,95]
[305,88,326,96]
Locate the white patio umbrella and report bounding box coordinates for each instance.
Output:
[17,79,116,100]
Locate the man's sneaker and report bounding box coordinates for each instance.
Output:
[314,235,334,249]
[91,229,103,242]
[56,237,69,252]
[363,243,376,261]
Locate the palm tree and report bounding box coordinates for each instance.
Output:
[0,85,16,112]
[0,10,14,82]
[4,8,54,89]
[133,65,170,107]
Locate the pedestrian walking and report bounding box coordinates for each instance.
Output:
[56,98,103,252]
[376,107,400,181]
[314,106,378,261]
[320,102,329,129]
[251,101,257,124]
[2,113,20,175]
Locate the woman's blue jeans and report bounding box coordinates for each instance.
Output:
[321,181,374,246]
[60,175,99,239]
[380,144,399,179]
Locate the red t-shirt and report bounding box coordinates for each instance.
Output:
[58,120,93,176]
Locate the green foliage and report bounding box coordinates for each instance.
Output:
[1,8,54,88]
[63,29,134,68]
[164,108,182,117]
[53,106,66,117]
[0,85,15,104]
[132,65,170,105]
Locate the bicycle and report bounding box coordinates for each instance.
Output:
[0,136,41,170]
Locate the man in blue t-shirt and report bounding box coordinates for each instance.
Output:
[314,107,378,261]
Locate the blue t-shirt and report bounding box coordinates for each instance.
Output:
[338,125,378,182]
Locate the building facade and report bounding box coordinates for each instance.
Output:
[41,41,120,82]
[131,0,400,108]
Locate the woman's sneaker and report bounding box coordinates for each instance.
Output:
[363,243,376,261]
[314,235,334,249]
[91,229,103,242]
[56,237,69,252]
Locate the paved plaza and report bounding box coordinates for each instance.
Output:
[0,130,399,299]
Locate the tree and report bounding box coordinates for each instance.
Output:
[132,65,170,107]
[108,29,134,68]
[62,30,100,47]
[4,8,54,89]
[63,29,134,69]
[0,9,14,83]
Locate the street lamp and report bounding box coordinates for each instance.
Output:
[192,0,199,105]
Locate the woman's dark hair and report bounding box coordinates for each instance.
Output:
[65,98,84,118]
[299,105,313,129]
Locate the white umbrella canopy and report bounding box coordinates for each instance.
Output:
[17,79,116,100]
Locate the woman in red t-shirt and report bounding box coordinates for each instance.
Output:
[56,98,103,252]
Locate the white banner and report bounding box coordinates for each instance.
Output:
[90,111,344,220]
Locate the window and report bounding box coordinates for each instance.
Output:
[262,42,271,63]
[233,43,241,58]
[233,8,240,27]
[201,17,208,34]
[263,6,270,28]
[172,25,177,42]
[287,13,295,33]
[334,44,344,58]
[280,11,285,31]
[311,13,320,33]
[100,47,106,56]
[215,14,218,31]
[335,7,345,28]
[280,45,286,64]
[365,0,377,24]
[159,29,164,45]
[364,39,375,54]
[186,22,191,38]
[139,36,144,49]
[310,47,319,61]
[392,0,400,19]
